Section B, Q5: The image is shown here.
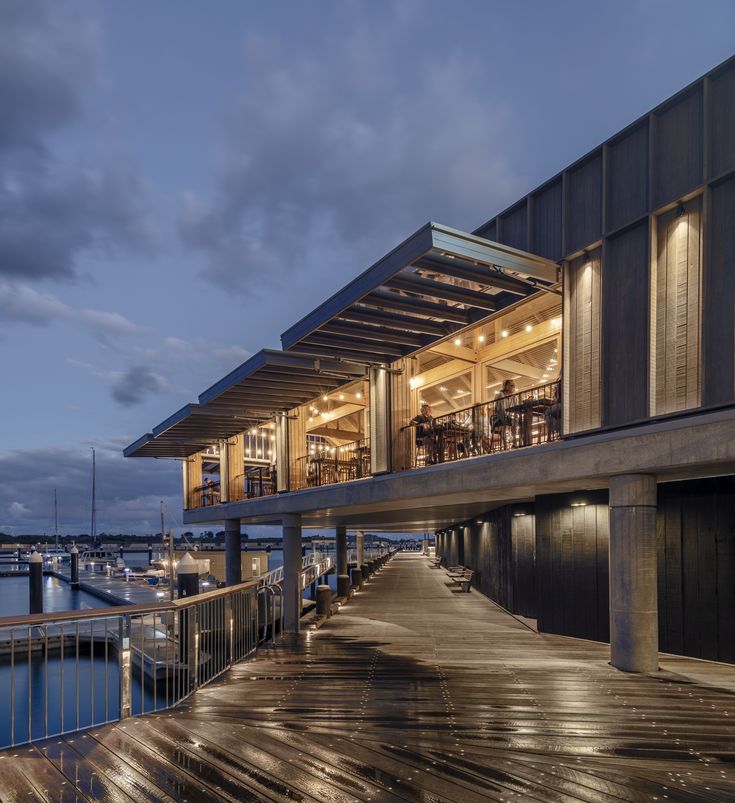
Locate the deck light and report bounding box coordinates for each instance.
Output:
[501,329,509,338]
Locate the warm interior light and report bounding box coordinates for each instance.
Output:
[250,428,257,435]
[322,394,328,402]
[454,337,462,346]
[570,500,587,508]
[551,317,561,327]
[501,329,509,338]
[478,334,486,343]
[525,324,533,332]
[339,393,344,400]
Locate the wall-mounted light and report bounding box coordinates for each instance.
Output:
[676,202,686,218]
[501,329,509,338]
[570,500,588,508]
[454,337,462,346]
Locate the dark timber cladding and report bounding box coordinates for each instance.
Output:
[280,222,559,361]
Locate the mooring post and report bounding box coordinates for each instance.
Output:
[29,550,43,614]
[70,543,79,589]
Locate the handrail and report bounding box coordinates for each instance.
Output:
[0,576,261,629]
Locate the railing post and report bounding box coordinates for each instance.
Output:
[188,606,199,692]
[119,615,131,720]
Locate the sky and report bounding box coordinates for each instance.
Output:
[0,0,733,536]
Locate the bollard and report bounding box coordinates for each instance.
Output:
[316,584,332,618]
[177,552,199,599]
[148,543,153,565]
[119,544,124,560]
[29,550,43,614]
[70,543,79,589]
[351,567,363,589]
[337,574,350,598]
[368,559,377,576]
[360,562,370,582]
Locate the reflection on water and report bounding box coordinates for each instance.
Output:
[0,575,107,616]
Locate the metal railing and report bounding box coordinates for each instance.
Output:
[0,578,262,749]
[399,380,561,469]
[292,438,370,490]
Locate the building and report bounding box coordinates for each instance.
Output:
[126,55,735,673]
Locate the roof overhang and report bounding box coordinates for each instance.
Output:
[281,222,559,361]
[124,349,367,458]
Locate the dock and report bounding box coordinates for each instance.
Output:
[2,552,734,801]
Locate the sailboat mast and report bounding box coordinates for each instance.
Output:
[54,488,59,552]
[91,447,97,548]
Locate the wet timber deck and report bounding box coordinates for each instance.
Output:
[2,553,735,802]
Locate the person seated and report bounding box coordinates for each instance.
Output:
[203,477,220,505]
[407,403,438,463]
[491,379,517,447]
[544,375,562,440]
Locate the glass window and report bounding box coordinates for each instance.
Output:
[418,370,473,416]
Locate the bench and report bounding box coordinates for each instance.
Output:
[446,566,474,592]
[447,570,474,592]
[429,557,443,568]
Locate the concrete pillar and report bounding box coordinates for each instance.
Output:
[336,525,347,576]
[29,551,43,614]
[70,543,79,589]
[282,514,302,632]
[369,366,391,475]
[275,414,290,492]
[224,518,242,586]
[609,474,658,673]
[356,530,365,568]
[316,584,332,618]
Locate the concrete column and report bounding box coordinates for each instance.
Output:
[224,518,241,586]
[369,366,391,475]
[282,513,302,632]
[609,474,658,673]
[70,543,79,589]
[275,414,290,493]
[177,552,199,598]
[29,551,43,614]
[356,530,365,568]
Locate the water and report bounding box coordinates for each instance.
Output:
[0,575,106,616]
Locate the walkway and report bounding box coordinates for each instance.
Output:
[2,553,735,801]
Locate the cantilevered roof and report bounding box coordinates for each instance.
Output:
[281,222,559,361]
[124,349,366,458]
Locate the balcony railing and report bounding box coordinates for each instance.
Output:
[400,380,561,469]
[292,438,371,490]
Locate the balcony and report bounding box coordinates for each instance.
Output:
[292,438,371,490]
[400,380,561,469]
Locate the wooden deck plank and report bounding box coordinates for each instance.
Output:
[2,553,735,801]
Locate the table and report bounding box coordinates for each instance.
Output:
[505,397,554,447]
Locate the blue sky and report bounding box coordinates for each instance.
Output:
[1,0,733,535]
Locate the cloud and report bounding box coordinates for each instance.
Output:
[0,280,146,338]
[0,445,181,535]
[111,365,170,407]
[179,11,525,293]
[0,0,156,281]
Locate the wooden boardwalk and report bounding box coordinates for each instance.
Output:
[2,553,735,802]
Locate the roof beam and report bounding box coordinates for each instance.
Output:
[386,274,497,311]
[338,306,454,336]
[362,289,472,324]
[413,255,531,296]
[319,320,432,348]
[301,334,405,358]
